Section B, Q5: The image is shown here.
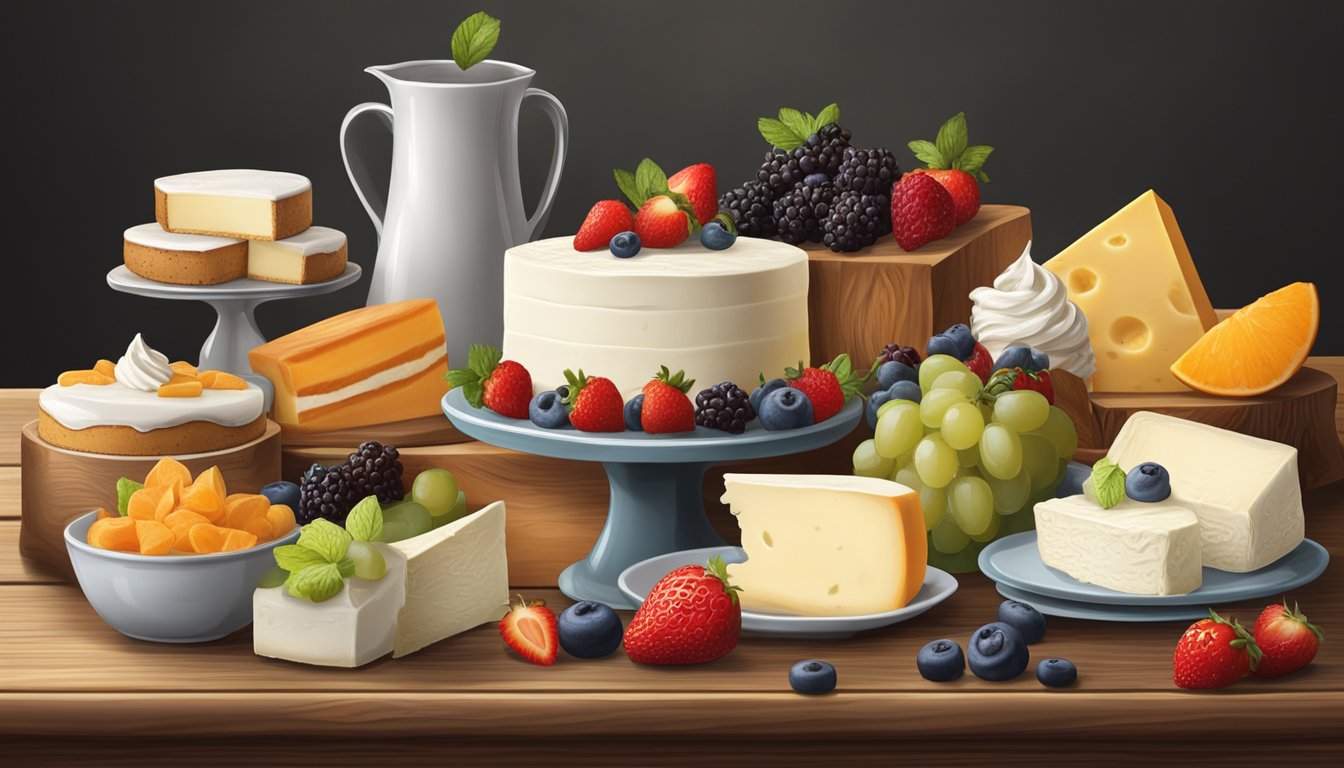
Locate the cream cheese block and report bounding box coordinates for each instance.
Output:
[251,502,508,667]
[123,223,247,285]
[503,237,810,397]
[721,474,926,616]
[1035,495,1203,595]
[247,226,348,284]
[155,169,313,240]
[1106,412,1304,572]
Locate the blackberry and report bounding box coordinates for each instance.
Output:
[719,181,777,238]
[835,146,900,197]
[757,150,804,195]
[694,381,755,434]
[343,440,405,504]
[797,123,852,178]
[877,343,922,368]
[298,463,355,524]
[822,190,887,253]
[773,183,835,245]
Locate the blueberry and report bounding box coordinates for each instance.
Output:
[993,344,1036,372]
[699,221,737,251]
[939,323,977,360]
[260,481,300,510]
[789,659,837,694]
[887,379,922,405]
[758,387,814,430]
[558,601,623,659]
[624,394,644,432]
[917,639,965,682]
[609,231,641,258]
[749,377,788,413]
[925,334,961,360]
[1125,462,1171,503]
[1036,658,1077,687]
[865,389,892,429]
[528,390,570,429]
[967,621,1030,681]
[877,360,917,389]
[1029,348,1051,372]
[803,172,830,188]
[997,599,1047,644]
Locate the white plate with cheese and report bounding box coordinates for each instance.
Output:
[979,532,1328,607]
[618,546,957,639]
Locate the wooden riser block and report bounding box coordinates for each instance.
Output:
[805,205,1031,367]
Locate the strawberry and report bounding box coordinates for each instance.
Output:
[499,595,558,666]
[634,195,691,248]
[640,366,696,434]
[445,344,533,419]
[562,369,625,432]
[906,111,994,226]
[963,342,994,385]
[913,168,980,226]
[1252,600,1323,677]
[1173,609,1262,689]
[785,353,862,423]
[890,172,956,251]
[573,200,634,252]
[668,163,718,226]
[990,366,1054,404]
[624,555,741,665]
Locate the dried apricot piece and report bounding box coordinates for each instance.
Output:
[225,493,270,530]
[58,370,115,387]
[265,504,296,540]
[198,370,248,390]
[179,483,223,522]
[241,516,273,542]
[171,360,199,377]
[135,520,174,555]
[95,507,114,521]
[158,379,204,398]
[193,466,228,502]
[144,458,192,489]
[188,524,228,554]
[90,516,138,551]
[220,529,259,552]
[153,483,180,522]
[127,485,170,521]
[164,509,210,551]
[94,359,117,380]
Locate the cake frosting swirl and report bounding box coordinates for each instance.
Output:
[970,243,1097,379]
[114,333,173,392]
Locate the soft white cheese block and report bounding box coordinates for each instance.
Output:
[388,500,510,657]
[253,543,406,668]
[1035,495,1203,595]
[1106,411,1304,572]
[721,474,927,617]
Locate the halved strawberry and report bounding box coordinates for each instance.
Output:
[668,163,718,226]
[634,195,692,248]
[499,595,558,666]
[574,200,634,252]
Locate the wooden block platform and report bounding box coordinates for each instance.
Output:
[805,205,1031,366]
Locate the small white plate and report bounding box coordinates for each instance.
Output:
[618,545,957,639]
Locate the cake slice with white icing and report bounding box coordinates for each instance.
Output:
[154,169,312,240]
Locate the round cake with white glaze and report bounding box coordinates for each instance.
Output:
[502,237,811,397]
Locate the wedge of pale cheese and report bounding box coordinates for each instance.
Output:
[721,474,926,617]
[1106,412,1304,572]
[1035,495,1203,595]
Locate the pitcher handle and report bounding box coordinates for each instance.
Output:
[521,88,569,241]
[339,102,394,239]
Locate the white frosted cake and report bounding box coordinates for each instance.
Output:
[502,237,811,397]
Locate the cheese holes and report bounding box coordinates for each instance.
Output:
[827,585,840,596]
[761,530,774,548]
[1068,268,1098,295]
[1106,234,1128,247]
[1109,316,1152,351]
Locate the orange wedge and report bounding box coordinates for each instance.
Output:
[1171,282,1319,397]
[145,458,193,489]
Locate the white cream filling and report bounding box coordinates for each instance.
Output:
[296,346,445,414]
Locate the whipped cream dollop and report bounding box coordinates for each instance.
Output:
[970,243,1097,379]
[114,333,173,392]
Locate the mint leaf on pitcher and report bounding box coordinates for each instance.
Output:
[451,11,501,71]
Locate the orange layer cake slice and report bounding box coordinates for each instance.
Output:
[250,299,449,432]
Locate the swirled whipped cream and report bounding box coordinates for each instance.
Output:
[970,243,1097,379]
[114,333,173,392]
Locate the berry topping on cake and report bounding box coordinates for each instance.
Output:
[562,369,625,432]
[667,163,718,226]
[609,230,641,259]
[445,344,533,419]
[612,158,700,249]
[634,195,692,248]
[890,172,956,251]
[718,182,777,238]
[694,381,755,434]
[574,200,634,252]
[785,353,861,423]
[640,367,696,434]
[699,216,738,251]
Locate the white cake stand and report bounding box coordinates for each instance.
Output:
[106,264,362,378]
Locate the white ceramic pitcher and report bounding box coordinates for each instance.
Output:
[340,59,568,366]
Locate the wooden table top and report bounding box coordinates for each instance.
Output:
[3,360,1343,766]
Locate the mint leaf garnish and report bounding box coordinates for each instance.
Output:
[613,168,641,208]
[634,158,667,203]
[907,140,945,168]
[757,103,842,151]
[345,495,384,543]
[814,103,840,128]
[909,112,994,182]
[273,544,328,573]
[257,566,288,589]
[935,112,969,165]
[777,108,812,141]
[450,11,501,71]
[297,518,352,564]
[612,158,700,232]
[336,555,356,579]
[758,117,806,151]
[116,477,143,517]
[1090,458,1127,510]
[285,563,346,603]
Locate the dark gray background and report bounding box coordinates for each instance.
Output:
[5,0,1341,387]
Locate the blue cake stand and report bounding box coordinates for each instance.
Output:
[444,388,862,608]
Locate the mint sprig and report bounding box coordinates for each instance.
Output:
[271,501,386,602]
[451,11,501,71]
[907,111,994,183]
[115,477,143,517]
[345,496,383,543]
[1087,458,1127,510]
[445,343,502,408]
[612,158,699,233]
[758,103,841,151]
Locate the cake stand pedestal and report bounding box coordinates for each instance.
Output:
[444,388,862,608]
[106,264,362,379]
